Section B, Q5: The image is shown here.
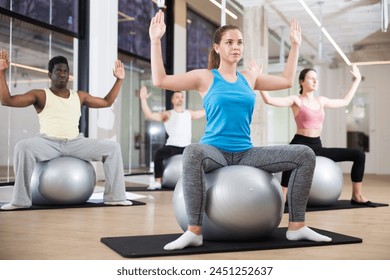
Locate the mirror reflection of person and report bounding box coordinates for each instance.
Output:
[139,86,205,190]
[249,61,375,207]
[0,50,132,210]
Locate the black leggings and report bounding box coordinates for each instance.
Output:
[154,145,186,178]
[281,134,366,187]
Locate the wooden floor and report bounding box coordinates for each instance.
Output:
[0,174,389,260]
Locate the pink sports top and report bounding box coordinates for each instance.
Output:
[294,97,325,129]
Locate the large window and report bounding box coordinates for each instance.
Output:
[117,0,174,172]
[117,55,166,172]
[118,0,166,62]
[0,0,80,35]
[186,9,216,71]
[0,14,75,184]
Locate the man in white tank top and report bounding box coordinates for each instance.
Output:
[140,86,205,190]
[0,50,132,210]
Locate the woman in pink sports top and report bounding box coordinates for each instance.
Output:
[252,63,375,207]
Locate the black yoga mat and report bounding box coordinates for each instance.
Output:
[125,181,173,192]
[284,199,388,213]
[101,227,362,258]
[125,186,173,192]
[0,199,145,211]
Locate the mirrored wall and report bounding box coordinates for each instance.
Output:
[118,55,166,173]
[0,14,74,184]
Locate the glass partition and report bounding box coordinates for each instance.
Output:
[118,0,175,174]
[266,88,296,145]
[346,91,370,152]
[118,0,166,61]
[186,8,217,71]
[118,55,166,174]
[0,14,74,184]
[0,0,80,34]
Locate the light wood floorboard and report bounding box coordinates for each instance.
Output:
[0,174,389,260]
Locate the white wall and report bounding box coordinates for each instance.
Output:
[364,64,390,174]
[88,0,120,179]
[321,64,390,175]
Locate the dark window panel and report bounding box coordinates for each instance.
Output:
[0,0,79,34]
[186,9,217,71]
[118,0,166,62]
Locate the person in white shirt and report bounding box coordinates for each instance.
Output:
[139,86,205,190]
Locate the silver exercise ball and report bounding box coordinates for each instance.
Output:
[308,156,343,207]
[162,154,183,189]
[173,165,284,241]
[273,172,282,183]
[31,157,96,205]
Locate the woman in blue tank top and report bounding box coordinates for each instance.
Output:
[149,10,331,250]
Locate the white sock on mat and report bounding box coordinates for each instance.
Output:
[164,230,203,250]
[286,226,332,242]
[0,203,29,211]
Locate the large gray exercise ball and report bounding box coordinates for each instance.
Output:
[31,157,96,205]
[273,172,282,183]
[162,154,183,189]
[173,165,284,241]
[307,156,343,207]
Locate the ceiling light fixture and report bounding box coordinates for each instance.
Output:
[10,62,74,80]
[299,0,390,66]
[354,61,390,66]
[10,62,48,74]
[152,0,166,9]
[298,0,321,27]
[298,0,351,65]
[320,27,351,65]
[157,0,165,9]
[381,0,388,32]
[209,0,238,20]
[118,11,135,23]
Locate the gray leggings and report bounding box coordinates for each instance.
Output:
[10,133,127,207]
[182,143,316,225]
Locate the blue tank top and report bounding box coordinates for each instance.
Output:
[200,69,256,152]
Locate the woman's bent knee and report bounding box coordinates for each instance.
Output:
[295,145,316,165]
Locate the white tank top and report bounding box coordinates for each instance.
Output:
[38,88,81,139]
[164,110,192,147]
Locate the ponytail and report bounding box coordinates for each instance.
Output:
[208,48,220,70]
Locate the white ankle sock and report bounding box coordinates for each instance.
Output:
[0,203,30,211]
[286,226,332,242]
[164,230,203,250]
[104,200,133,206]
[148,180,162,190]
